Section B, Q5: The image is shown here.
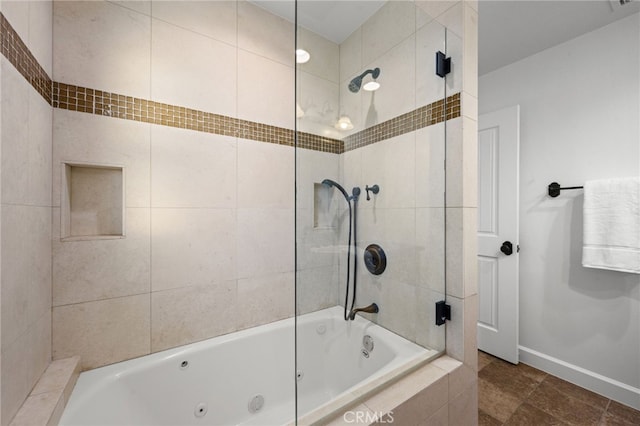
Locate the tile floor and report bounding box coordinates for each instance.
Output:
[477,351,640,425]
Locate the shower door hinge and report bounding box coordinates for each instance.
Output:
[435,300,451,326]
[435,51,451,78]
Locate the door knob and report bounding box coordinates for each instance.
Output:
[500,241,513,256]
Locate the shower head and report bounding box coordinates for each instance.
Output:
[348,68,381,93]
[322,179,351,203]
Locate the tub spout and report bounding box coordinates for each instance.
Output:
[348,303,379,320]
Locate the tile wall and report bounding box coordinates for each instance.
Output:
[0,0,477,422]
[0,0,53,423]
[50,0,311,369]
[336,1,451,351]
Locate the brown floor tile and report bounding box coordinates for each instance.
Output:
[505,402,568,426]
[479,359,542,399]
[479,350,496,371]
[479,378,523,423]
[601,401,640,425]
[527,381,605,426]
[543,375,608,410]
[479,409,503,426]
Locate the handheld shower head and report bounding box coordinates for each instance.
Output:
[322,179,350,203]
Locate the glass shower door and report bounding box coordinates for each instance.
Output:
[294,1,449,423]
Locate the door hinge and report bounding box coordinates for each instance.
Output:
[435,300,451,326]
[435,51,451,78]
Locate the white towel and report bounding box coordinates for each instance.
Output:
[582,177,640,274]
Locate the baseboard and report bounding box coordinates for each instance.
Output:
[518,346,640,410]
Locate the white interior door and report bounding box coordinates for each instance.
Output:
[477,105,520,364]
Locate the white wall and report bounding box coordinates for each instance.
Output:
[479,13,640,406]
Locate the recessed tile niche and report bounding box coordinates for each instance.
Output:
[61,163,125,240]
[313,182,333,229]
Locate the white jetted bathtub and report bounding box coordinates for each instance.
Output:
[60,306,438,426]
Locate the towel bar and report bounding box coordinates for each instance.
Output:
[548,182,584,197]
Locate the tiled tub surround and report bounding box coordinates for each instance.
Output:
[0,0,478,424]
[1,8,459,156]
[0,1,54,424]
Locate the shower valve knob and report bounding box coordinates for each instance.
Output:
[365,184,379,201]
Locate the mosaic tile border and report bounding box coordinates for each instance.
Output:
[0,12,460,155]
[343,93,460,152]
[51,81,343,153]
[0,12,52,104]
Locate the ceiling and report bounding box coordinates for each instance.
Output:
[479,0,640,75]
[250,1,385,44]
[253,1,639,74]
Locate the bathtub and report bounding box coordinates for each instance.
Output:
[60,306,439,426]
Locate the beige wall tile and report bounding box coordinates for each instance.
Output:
[1,205,51,347]
[416,1,460,21]
[362,1,415,66]
[445,117,463,207]
[237,208,294,279]
[1,0,29,47]
[424,402,449,426]
[52,294,151,370]
[462,117,478,208]
[28,87,53,207]
[28,0,53,76]
[151,1,236,45]
[8,392,61,426]
[415,287,446,349]
[445,207,464,298]
[463,208,478,297]
[297,71,340,136]
[151,127,237,209]
[297,28,339,83]
[435,1,463,38]
[25,314,52,397]
[151,208,236,292]
[237,0,294,66]
[463,4,478,98]
[448,363,477,399]
[151,19,237,116]
[151,281,237,352]
[1,58,30,205]
[416,19,446,108]
[109,1,150,16]
[237,138,294,209]
[1,332,29,424]
[52,208,150,306]
[339,27,362,84]
[296,266,339,315]
[416,208,445,291]
[365,364,448,416]
[53,1,151,98]
[53,109,151,208]
[295,148,340,212]
[448,380,478,425]
[461,91,478,120]
[362,35,416,125]
[236,272,294,330]
[415,124,445,208]
[360,133,416,210]
[445,295,464,361]
[237,50,294,129]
